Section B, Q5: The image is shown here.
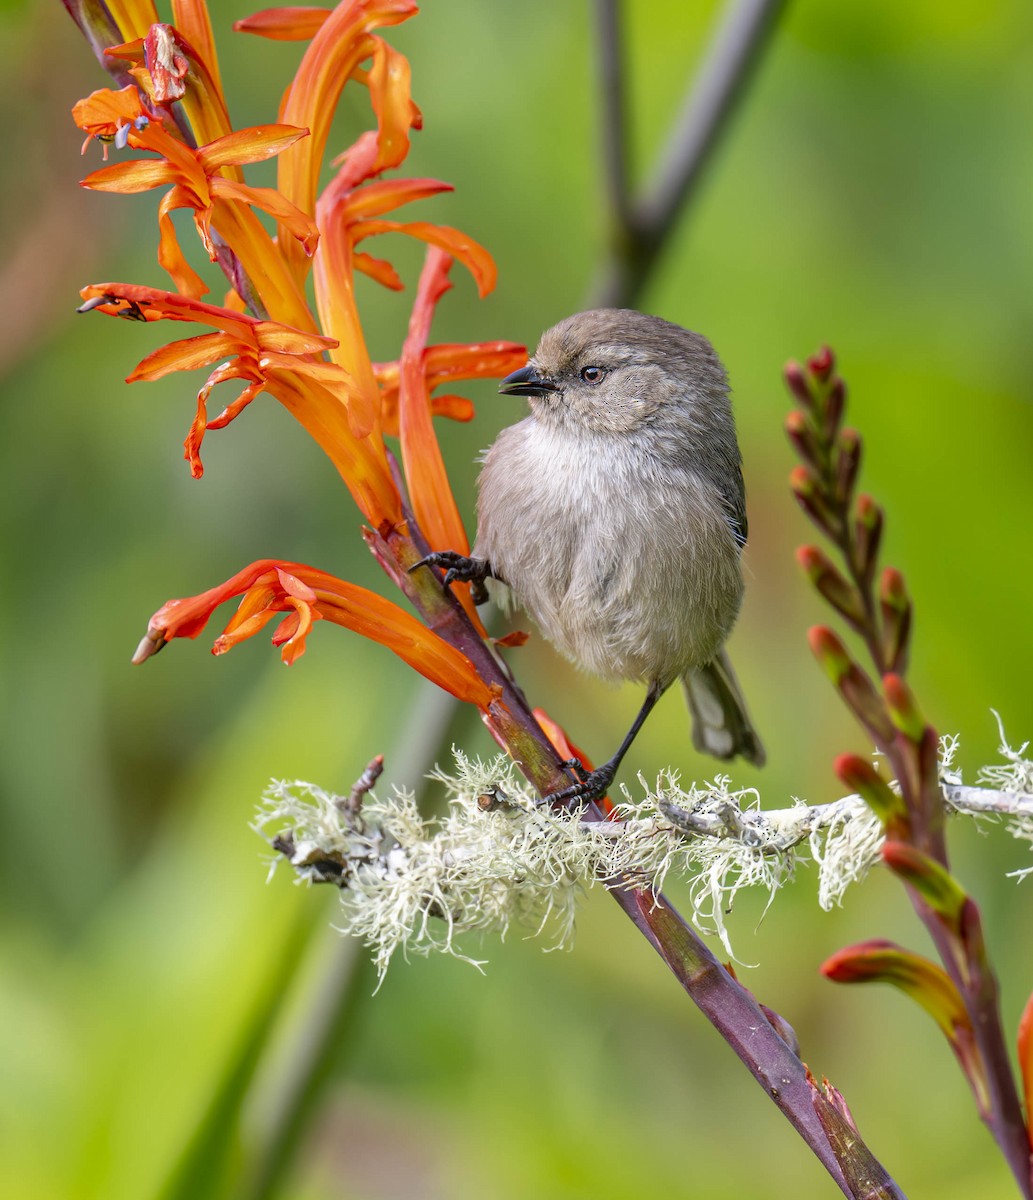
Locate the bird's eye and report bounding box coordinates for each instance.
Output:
[580,365,606,384]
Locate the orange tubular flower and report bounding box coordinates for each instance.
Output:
[79,283,398,523]
[72,85,152,156]
[133,559,497,708]
[252,0,421,281]
[374,341,527,437]
[80,111,318,301]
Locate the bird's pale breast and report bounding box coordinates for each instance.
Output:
[475,417,743,686]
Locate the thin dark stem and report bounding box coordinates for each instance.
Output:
[610,888,903,1198]
[241,932,373,1200]
[592,0,788,308]
[594,0,632,245]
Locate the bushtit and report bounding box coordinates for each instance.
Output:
[416,308,763,802]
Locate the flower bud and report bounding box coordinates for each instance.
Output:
[879,568,912,672]
[797,546,865,628]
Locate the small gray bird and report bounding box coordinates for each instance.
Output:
[416,308,764,802]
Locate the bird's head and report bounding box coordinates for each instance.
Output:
[498,308,728,436]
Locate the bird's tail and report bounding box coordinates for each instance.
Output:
[681,649,765,767]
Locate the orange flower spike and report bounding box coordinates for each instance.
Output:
[273,0,419,281]
[98,33,315,325]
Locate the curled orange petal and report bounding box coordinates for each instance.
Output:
[364,33,421,170]
[233,7,332,40]
[398,249,466,555]
[353,251,404,290]
[353,219,497,297]
[81,158,175,193]
[199,123,311,170]
[211,177,319,255]
[128,331,238,381]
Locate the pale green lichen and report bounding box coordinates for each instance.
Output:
[256,724,1033,974]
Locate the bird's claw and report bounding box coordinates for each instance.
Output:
[409,551,491,603]
[545,764,616,807]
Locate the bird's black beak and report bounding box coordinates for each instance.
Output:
[498,363,559,397]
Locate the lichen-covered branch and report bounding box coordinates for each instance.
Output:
[256,727,1033,973]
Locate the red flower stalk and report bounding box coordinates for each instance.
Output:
[787,350,1033,1192]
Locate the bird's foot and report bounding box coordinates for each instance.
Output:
[409,551,492,604]
[545,762,616,807]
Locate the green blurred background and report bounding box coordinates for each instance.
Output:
[3,1,1033,1196]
